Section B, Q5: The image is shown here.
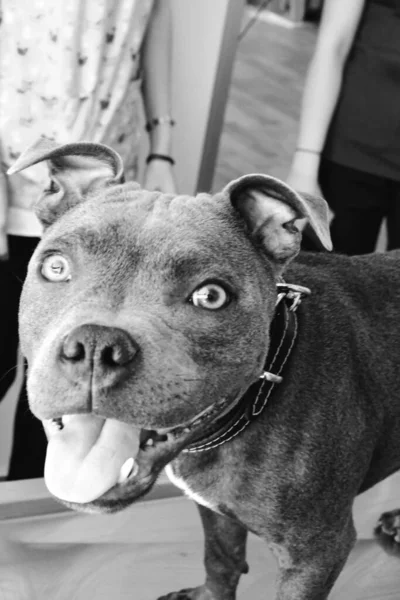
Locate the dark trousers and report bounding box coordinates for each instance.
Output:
[318,159,400,255]
[0,235,47,480]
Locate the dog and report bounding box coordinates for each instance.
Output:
[8,137,400,600]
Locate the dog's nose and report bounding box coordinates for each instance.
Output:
[59,324,138,386]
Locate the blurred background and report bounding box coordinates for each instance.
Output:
[214,0,323,190]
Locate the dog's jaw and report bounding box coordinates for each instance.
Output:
[43,395,237,513]
[60,428,188,514]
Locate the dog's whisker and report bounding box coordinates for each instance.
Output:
[10,271,25,285]
[0,363,20,385]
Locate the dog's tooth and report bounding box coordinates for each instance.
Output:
[183,427,191,434]
[130,461,139,478]
[146,438,154,447]
[118,457,137,484]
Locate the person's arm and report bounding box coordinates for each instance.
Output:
[0,155,9,260]
[287,0,365,194]
[141,0,176,193]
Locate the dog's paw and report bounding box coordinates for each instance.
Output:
[157,586,214,600]
[374,510,400,556]
[157,590,195,600]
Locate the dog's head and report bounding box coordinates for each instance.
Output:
[10,139,331,513]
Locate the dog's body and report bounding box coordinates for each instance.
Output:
[163,250,400,599]
[9,139,400,600]
[169,248,400,497]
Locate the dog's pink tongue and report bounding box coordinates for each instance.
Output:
[44,415,140,504]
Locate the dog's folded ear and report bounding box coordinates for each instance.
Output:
[7,137,126,227]
[224,174,332,270]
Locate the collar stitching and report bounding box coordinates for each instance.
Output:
[184,282,308,454]
[252,306,290,416]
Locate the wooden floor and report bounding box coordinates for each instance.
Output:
[1,472,400,599]
[213,11,317,191]
[1,13,398,600]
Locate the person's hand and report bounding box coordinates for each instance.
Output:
[143,159,176,194]
[0,170,9,260]
[286,150,321,196]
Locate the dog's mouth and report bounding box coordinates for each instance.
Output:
[42,398,230,512]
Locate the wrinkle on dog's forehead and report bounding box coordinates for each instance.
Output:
[31,194,273,318]
[44,191,245,267]
[33,193,275,316]
[47,223,140,262]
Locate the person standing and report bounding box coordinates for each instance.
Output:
[287,0,400,255]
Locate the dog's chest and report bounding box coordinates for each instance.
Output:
[164,463,215,510]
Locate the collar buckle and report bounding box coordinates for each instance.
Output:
[276,282,311,312]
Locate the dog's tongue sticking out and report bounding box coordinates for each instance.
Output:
[44,415,140,504]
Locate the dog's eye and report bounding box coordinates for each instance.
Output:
[191,283,229,310]
[41,255,71,282]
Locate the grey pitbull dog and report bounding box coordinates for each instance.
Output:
[9,138,400,600]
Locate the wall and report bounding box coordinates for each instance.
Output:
[138,0,244,194]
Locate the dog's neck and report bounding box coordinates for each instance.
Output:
[184,283,310,454]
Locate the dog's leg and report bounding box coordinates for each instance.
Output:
[157,503,248,600]
[271,516,356,600]
[374,509,400,556]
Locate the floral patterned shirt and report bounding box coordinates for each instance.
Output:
[0,0,154,236]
